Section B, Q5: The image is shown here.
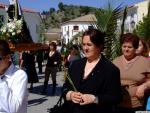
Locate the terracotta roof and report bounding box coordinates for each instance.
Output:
[62,14,97,25]
[22,8,38,13]
[0,3,8,8]
[0,3,38,13]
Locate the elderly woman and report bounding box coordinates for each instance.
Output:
[113,33,150,113]
[62,29,122,113]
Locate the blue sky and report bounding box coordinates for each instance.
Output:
[0,0,145,12]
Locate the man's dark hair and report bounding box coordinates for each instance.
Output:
[0,40,11,56]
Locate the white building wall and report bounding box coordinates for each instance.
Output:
[135,0,148,22]
[117,0,149,33]
[61,22,95,44]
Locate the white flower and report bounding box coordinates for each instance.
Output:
[17,30,21,34]
[12,32,16,36]
[0,18,23,39]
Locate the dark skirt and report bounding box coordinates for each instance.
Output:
[26,66,38,83]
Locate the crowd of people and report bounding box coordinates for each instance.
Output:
[0,28,150,113]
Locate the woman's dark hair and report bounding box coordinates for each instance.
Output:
[0,40,11,56]
[139,38,149,57]
[82,29,106,48]
[49,42,57,50]
[70,45,79,51]
[120,33,139,49]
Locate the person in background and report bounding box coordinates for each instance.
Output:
[113,33,150,113]
[63,29,122,113]
[61,44,69,57]
[20,50,38,91]
[65,44,81,68]
[42,42,61,95]
[136,38,150,109]
[57,41,62,53]
[136,38,149,57]
[61,44,69,66]
[36,50,43,74]
[56,42,63,71]
[12,51,20,67]
[79,45,85,58]
[0,40,28,113]
[19,51,23,67]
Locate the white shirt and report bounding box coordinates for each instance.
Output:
[0,63,28,113]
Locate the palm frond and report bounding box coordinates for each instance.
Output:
[94,3,124,60]
[120,6,127,37]
[95,8,113,32]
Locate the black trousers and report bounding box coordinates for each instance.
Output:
[37,61,42,73]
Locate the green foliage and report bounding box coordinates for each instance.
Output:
[68,32,83,46]
[0,17,3,37]
[95,7,113,32]
[41,3,97,29]
[38,22,46,43]
[135,1,150,43]
[49,8,56,15]
[135,17,150,41]
[115,6,128,57]
[94,3,123,60]
[58,2,64,11]
[80,6,91,15]
[120,6,127,37]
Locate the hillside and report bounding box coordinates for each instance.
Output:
[41,2,98,29]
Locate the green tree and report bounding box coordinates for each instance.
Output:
[135,1,150,44]
[49,8,56,15]
[58,2,64,11]
[42,3,98,28]
[80,6,90,15]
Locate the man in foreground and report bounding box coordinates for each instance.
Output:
[0,40,28,113]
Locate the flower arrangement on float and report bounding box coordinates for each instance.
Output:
[0,18,23,40]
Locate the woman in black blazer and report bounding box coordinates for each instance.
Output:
[42,42,61,95]
[63,29,122,113]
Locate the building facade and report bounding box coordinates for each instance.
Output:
[61,0,149,44]
[117,0,149,33]
[61,14,96,44]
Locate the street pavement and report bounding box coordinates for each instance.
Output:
[27,70,65,113]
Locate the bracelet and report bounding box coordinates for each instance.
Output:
[93,96,99,104]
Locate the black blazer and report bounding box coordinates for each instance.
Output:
[46,51,61,67]
[63,55,122,113]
